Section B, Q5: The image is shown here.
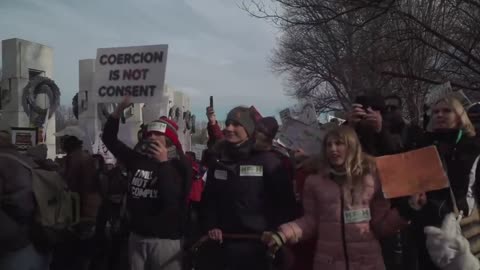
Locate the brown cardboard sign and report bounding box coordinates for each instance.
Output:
[375,146,449,198]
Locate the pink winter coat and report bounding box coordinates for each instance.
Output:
[279,168,408,270]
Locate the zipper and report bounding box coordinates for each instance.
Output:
[340,186,350,270]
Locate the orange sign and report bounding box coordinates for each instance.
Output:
[375,146,450,198]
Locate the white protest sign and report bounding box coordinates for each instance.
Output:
[280,102,317,125]
[425,81,472,108]
[425,82,452,106]
[93,44,168,103]
[276,119,326,155]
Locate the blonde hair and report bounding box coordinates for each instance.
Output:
[430,97,476,137]
[322,126,375,184]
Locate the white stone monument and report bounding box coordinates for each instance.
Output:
[0,38,56,158]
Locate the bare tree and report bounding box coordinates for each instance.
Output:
[244,0,480,122]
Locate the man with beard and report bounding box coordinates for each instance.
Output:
[383,95,424,151]
[346,95,418,270]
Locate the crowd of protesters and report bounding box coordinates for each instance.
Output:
[2,94,480,270]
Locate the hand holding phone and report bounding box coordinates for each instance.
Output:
[347,103,367,124]
[206,96,216,124]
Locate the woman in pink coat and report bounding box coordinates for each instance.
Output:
[264,126,408,270]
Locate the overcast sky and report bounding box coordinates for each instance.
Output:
[0,0,294,121]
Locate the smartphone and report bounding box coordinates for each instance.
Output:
[354,95,370,109]
[210,96,214,108]
[353,95,369,120]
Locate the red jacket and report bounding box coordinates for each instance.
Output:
[207,121,223,147]
[186,158,205,203]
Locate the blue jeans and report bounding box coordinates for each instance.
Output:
[0,244,50,270]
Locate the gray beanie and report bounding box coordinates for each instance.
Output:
[226,106,256,136]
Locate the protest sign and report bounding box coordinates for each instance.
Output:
[425,81,472,108]
[276,119,325,155]
[93,44,168,103]
[280,102,317,125]
[375,146,449,198]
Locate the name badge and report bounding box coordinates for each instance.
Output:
[214,170,228,180]
[343,208,371,224]
[239,165,263,177]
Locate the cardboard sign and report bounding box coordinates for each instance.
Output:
[280,102,317,125]
[425,81,471,108]
[276,119,326,155]
[93,44,168,103]
[376,146,449,198]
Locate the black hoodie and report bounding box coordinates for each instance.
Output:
[102,116,192,239]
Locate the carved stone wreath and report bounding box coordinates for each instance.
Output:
[22,76,60,127]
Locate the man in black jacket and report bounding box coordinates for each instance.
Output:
[383,95,424,152]
[102,97,191,270]
[0,131,50,270]
[201,107,296,270]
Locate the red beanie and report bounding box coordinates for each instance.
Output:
[146,116,183,152]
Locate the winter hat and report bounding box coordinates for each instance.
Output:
[256,117,279,139]
[226,106,256,136]
[146,116,183,152]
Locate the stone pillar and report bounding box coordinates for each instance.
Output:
[0,38,56,158]
[78,59,98,151]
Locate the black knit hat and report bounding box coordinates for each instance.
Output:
[226,106,256,136]
[256,117,279,139]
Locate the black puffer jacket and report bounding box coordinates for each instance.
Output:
[201,140,296,234]
[0,147,36,255]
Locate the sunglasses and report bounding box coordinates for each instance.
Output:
[385,105,399,112]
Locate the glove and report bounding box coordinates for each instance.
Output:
[261,231,287,257]
[425,213,480,270]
